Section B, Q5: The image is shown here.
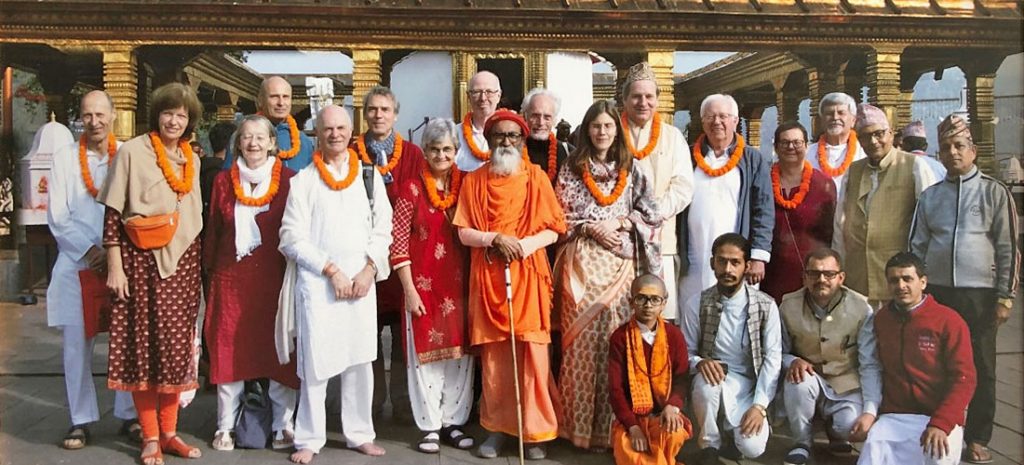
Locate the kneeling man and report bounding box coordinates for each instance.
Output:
[859,252,976,465]
[608,274,692,465]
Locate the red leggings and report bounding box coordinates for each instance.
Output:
[131,391,180,439]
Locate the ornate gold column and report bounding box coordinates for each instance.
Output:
[526,52,546,92]
[102,45,138,140]
[351,48,382,135]
[964,57,1002,176]
[452,51,475,119]
[866,45,905,129]
[648,50,675,124]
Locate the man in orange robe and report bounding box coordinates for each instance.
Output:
[453,109,567,460]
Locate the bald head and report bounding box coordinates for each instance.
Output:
[468,71,501,118]
[630,274,667,326]
[316,105,353,158]
[80,90,116,148]
[259,76,293,123]
[631,273,667,297]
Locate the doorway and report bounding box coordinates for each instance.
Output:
[476,58,525,112]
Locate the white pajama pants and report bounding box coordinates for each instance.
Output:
[294,363,375,452]
[405,312,474,432]
[691,373,770,458]
[858,414,963,465]
[216,380,297,433]
[61,325,136,425]
[783,374,862,445]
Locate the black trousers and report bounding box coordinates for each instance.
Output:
[928,285,998,445]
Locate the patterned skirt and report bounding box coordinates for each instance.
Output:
[105,209,201,393]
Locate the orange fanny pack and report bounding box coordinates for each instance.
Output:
[123,199,181,250]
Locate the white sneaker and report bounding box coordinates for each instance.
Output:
[211,430,234,451]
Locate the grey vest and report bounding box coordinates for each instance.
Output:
[697,284,774,376]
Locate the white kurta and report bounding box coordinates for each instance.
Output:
[628,118,695,321]
[454,120,488,172]
[858,414,964,465]
[679,151,741,302]
[279,159,393,383]
[46,141,118,327]
[807,140,866,203]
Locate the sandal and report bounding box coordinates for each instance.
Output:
[417,432,441,454]
[440,424,475,450]
[160,434,202,459]
[140,438,164,465]
[62,425,90,450]
[963,444,994,464]
[120,419,143,444]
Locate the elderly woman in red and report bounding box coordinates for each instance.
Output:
[203,115,300,451]
[98,82,204,465]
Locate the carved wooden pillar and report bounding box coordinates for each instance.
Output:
[686,103,702,146]
[215,91,239,122]
[964,57,1002,176]
[452,51,475,119]
[351,48,382,135]
[741,106,765,149]
[838,62,865,104]
[772,77,799,125]
[526,51,546,92]
[866,45,905,129]
[102,45,138,140]
[648,50,675,124]
[807,65,841,136]
[897,88,914,132]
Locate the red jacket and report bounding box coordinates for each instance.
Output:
[874,294,976,434]
[607,320,689,429]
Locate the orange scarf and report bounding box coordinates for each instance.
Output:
[625,317,672,415]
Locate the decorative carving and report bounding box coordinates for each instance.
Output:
[647,50,674,124]
[866,44,905,128]
[351,48,382,134]
[965,69,998,175]
[526,51,546,92]
[452,51,475,118]
[102,45,137,140]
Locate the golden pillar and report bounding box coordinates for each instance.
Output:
[648,50,675,124]
[102,46,138,140]
[742,106,765,149]
[965,64,999,176]
[452,51,475,119]
[526,52,547,93]
[866,45,905,129]
[351,49,382,135]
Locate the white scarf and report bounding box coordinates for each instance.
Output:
[234,156,276,261]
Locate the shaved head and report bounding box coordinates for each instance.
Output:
[631,273,667,297]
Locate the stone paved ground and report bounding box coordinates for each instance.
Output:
[0,298,1021,465]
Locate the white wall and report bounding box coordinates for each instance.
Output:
[390,52,454,144]
[546,52,593,129]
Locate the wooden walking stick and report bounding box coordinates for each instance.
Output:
[504,264,526,465]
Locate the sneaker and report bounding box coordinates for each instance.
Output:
[525,443,547,460]
[211,430,234,451]
[272,430,294,450]
[784,444,811,465]
[477,433,506,459]
[698,447,721,465]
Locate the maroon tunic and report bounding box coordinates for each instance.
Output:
[202,167,299,388]
[607,320,689,429]
[370,138,426,316]
[762,168,836,302]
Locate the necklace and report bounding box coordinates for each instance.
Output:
[772,161,813,210]
[78,133,117,198]
[422,167,463,210]
[313,149,359,190]
[692,134,745,177]
[621,113,661,160]
[817,131,858,177]
[149,132,194,196]
[581,160,628,206]
[462,113,489,162]
[231,157,282,207]
[356,132,404,175]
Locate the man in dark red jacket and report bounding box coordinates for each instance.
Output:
[858,252,976,465]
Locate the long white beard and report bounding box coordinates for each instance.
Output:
[489,146,522,177]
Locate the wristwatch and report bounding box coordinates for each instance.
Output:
[997,297,1014,309]
[752,404,768,418]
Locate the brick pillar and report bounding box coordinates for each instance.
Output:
[102,45,138,140]
[351,48,382,135]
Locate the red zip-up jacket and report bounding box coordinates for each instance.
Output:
[874,294,976,434]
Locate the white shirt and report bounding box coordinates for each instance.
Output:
[679,149,742,300]
[454,120,488,172]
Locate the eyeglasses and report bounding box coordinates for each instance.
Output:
[860,129,890,141]
[776,140,806,149]
[804,270,842,280]
[702,113,736,123]
[468,89,500,98]
[632,294,667,307]
[491,132,522,143]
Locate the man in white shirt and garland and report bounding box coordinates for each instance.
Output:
[807,92,866,201]
[455,71,502,172]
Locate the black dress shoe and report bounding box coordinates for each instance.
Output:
[698,446,722,465]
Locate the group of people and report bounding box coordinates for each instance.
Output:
[45,60,1017,465]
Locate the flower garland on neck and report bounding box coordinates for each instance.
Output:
[356,132,404,176]
[692,134,745,177]
[771,161,813,210]
[149,132,194,196]
[421,167,463,210]
[257,113,301,160]
[79,132,117,198]
[462,112,490,162]
[231,157,282,207]
[313,149,359,190]
[621,112,661,160]
[817,131,858,177]
[582,159,629,207]
[544,133,559,181]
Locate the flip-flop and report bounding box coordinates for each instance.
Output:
[62,425,90,450]
[120,419,143,443]
[963,445,994,464]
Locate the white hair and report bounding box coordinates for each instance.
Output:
[521,88,562,118]
[489,146,522,177]
[699,94,739,118]
[421,118,460,151]
[819,92,857,117]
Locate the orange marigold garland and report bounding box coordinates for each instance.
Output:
[356,132,405,176]
[231,157,282,207]
[692,134,745,177]
[314,149,360,190]
[772,161,813,210]
[149,132,195,196]
[582,163,629,207]
[545,133,559,181]
[422,167,463,210]
[817,131,858,177]
[79,132,117,198]
[621,112,661,160]
[462,113,490,162]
